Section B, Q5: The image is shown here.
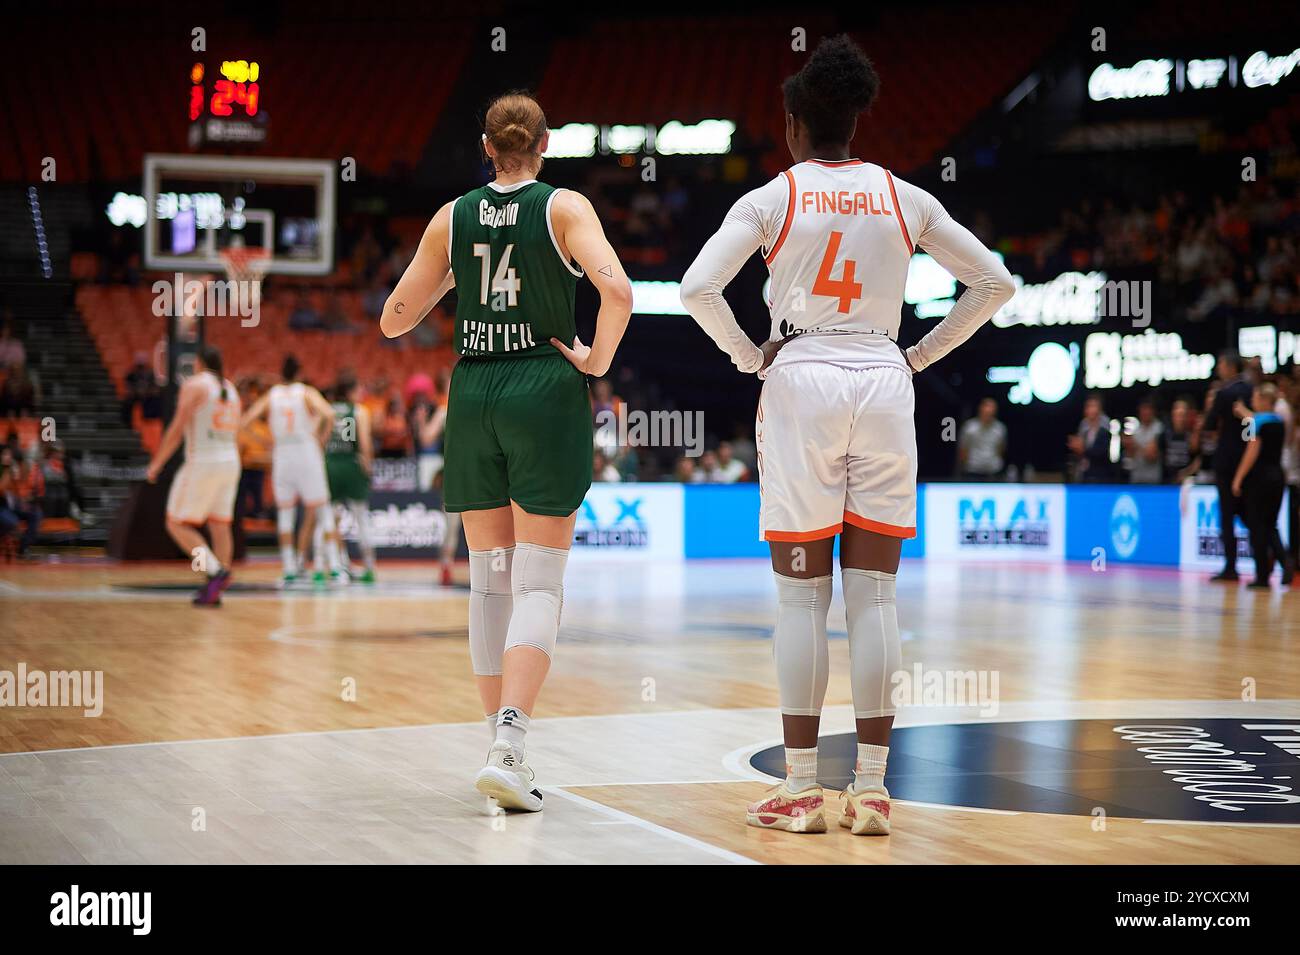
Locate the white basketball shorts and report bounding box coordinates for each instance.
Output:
[756,362,917,542]
[272,442,330,508]
[166,459,240,525]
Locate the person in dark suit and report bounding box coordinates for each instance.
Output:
[1202,350,1254,581]
[1067,394,1119,482]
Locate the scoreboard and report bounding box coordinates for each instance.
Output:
[188,59,268,147]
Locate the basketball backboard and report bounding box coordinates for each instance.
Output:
[142,153,336,276]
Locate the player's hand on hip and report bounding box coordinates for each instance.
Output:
[758,335,795,374]
[551,336,601,376]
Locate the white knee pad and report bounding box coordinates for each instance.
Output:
[277,506,296,536]
[468,546,514,676]
[842,568,902,719]
[772,573,832,717]
[503,542,568,660]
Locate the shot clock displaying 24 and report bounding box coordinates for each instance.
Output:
[188,59,266,146]
[189,59,260,121]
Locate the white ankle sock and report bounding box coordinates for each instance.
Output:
[495,706,530,750]
[854,743,889,791]
[785,746,819,792]
[485,714,498,741]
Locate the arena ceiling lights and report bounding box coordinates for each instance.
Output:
[543,120,737,158]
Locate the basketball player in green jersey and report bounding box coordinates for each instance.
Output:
[381,91,632,812]
[323,371,376,583]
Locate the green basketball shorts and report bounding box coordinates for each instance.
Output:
[443,352,593,517]
[325,456,370,503]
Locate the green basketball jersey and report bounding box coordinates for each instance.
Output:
[326,400,359,458]
[449,180,583,358]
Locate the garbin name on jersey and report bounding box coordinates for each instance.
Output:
[800,190,896,217]
[461,320,537,354]
[479,200,519,228]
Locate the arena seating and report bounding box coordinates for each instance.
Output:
[76,283,454,406]
[535,6,1077,176]
[0,17,470,182]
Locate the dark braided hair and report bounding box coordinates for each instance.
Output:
[782,35,880,151]
[200,344,229,401]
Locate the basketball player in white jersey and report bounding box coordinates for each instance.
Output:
[145,345,242,607]
[240,355,340,585]
[681,35,1014,835]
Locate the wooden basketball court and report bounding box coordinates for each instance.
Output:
[2,557,1298,864]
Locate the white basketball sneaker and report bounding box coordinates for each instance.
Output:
[840,784,891,836]
[475,741,543,812]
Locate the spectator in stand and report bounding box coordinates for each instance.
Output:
[288,290,323,330]
[0,363,37,417]
[957,398,1006,481]
[0,445,43,557]
[729,423,757,475]
[1124,398,1164,484]
[37,441,85,523]
[1231,382,1294,588]
[713,441,749,483]
[1160,397,1200,482]
[362,273,392,319]
[674,455,703,483]
[361,377,390,434]
[1203,350,1254,581]
[698,449,721,481]
[0,314,24,371]
[590,378,622,426]
[378,397,411,458]
[322,295,354,333]
[612,439,641,482]
[237,378,273,519]
[593,448,621,482]
[1195,384,1220,483]
[1068,394,1118,483]
[121,352,162,428]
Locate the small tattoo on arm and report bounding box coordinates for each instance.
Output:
[598,265,613,277]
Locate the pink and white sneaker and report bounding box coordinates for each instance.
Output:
[746,781,826,833]
[840,785,891,836]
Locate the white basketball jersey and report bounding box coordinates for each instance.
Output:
[268,382,315,445]
[186,372,240,464]
[763,159,914,369]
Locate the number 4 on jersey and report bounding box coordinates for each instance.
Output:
[812,231,862,314]
[473,243,521,309]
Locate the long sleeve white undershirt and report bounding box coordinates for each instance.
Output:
[679,218,767,373]
[680,171,1014,374]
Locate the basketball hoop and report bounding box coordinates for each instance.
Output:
[219,246,271,285]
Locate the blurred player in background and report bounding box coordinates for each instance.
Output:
[145,345,240,607]
[414,378,462,586]
[241,355,340,586]
[322,371,377,583]
[382,91,632,813]
[682,35,1014,836]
